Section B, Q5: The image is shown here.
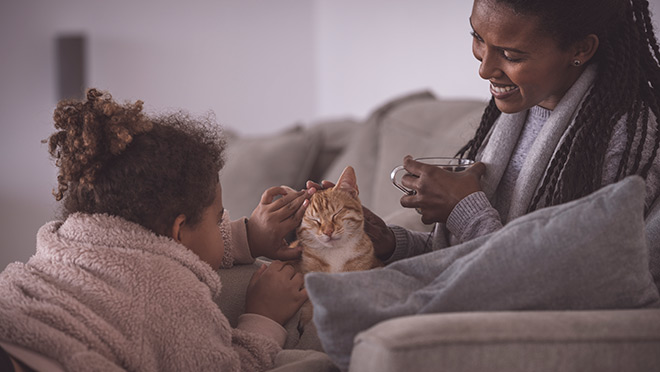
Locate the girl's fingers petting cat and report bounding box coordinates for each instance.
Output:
[260,185,299,204]
[305,181,322,191]
[305,180,335,191]
[270,190,312,223]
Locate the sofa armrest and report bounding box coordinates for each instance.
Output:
[349,309,660,372]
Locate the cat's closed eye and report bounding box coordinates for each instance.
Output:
[331,208,344,220]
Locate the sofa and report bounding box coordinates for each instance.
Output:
[217,91,660,371]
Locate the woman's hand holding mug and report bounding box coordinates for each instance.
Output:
[391,155,486,224]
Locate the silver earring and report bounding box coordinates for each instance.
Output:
[573,60,582,66]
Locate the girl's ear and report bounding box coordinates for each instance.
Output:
[335,166,359,198]
[572,34,599,65]
[170,214,187,243]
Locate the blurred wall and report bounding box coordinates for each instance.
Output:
[316,0,482,117]
[1,0,660,268]
[0,0,318,268]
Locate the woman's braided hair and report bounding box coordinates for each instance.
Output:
[457,0,660,211]
[47,89,226,235]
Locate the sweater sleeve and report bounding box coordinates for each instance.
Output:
[446,191,503,244]
[384,192,503,263]
[384,225,436,264]
[230,218,256,265]
[236,314,287,347]
[218,215,256,269]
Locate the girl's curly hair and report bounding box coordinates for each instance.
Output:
[46,88,226,235]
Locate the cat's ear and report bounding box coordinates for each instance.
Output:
[335,166,359,198]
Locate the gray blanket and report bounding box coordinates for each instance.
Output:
[305,176,660,371]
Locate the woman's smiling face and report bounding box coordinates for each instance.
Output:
[470,0,583,113]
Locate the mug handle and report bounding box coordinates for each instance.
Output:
[390,165,415,195]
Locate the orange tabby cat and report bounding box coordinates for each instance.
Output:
[290,166,382,332]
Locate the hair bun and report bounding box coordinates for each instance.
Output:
[47,88,153,201]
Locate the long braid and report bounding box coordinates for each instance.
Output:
[463,0,660,212]
[539,0,657,209]
[455,98,501,160]
[636,0,660,177]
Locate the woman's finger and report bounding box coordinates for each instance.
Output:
[468,161,486,178]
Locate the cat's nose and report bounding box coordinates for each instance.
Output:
[322,226,334,237]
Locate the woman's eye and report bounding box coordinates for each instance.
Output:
[470,31,483,42]
[502,51,522,63]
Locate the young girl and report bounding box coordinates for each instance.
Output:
[0,89,311,372]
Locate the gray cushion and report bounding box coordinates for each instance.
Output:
[220,126,322,219]
[322,92,486,233]
[322,91,438,209]
[305,176,660,371]
[371,99,485,219]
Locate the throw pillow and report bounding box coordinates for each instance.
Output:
[305,176,660,371]
[371,99,485,221]
[321,91,437,209]
[220,126,322,219]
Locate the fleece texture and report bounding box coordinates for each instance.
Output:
[0,213,281,372]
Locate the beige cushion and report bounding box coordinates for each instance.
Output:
[372,98,486,231]
[305,118,360,183]
[322,91,486,232]
[350,310,660,372]
[221,126,323,219]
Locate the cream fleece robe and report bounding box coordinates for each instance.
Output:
[0,212,285,372]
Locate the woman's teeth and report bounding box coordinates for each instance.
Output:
[491,84,518,93]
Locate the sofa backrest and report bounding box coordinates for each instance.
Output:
[322,91,487,231]
[220,90,487,234]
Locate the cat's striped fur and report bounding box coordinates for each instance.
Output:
[290,166,382,332]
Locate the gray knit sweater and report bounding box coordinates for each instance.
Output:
[388,65,660,289]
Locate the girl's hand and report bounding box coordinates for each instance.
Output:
[247,186,314,260]
[305,180,395,261]
[245,261,307,325]
[399,155,486,224]
[305,180,334,191]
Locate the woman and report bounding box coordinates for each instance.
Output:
[302,2,660,369]
[353,0,660,276]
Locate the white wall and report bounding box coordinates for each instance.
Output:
[1,0,660,268]
[0,0,317,268]
[316,0,485,118]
